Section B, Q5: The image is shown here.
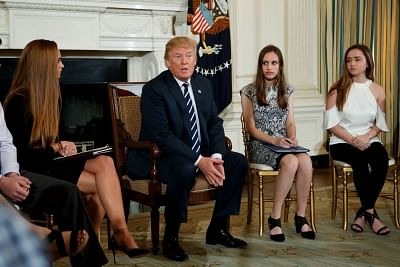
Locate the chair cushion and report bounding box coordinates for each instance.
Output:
[332,160,351,167]
[249,163,274,171]
[333,157,396,167]
[122,174,214,195]
[388,157,396,166]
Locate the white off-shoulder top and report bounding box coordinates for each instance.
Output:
[324,79,389,145]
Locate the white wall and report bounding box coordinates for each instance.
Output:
[224,0,326,156]
[0,0,327,156]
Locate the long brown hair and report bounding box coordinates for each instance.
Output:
[254,45,288,108]
[328,44,374,111]
[4,39,61,149]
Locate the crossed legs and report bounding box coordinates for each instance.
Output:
[76,155,141,250]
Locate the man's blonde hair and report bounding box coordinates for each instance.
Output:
[164,36,197,60]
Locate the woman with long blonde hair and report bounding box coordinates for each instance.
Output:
[3,39,149,262]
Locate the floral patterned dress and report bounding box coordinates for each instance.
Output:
[240,83,294,169]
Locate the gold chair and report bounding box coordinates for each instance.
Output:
[108,82,232,254]
[241,114,316,236]
[331,156,399,230]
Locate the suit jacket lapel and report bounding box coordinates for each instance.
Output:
[165,71,186,112]
[191,82,206,137]
[165,73,192,134]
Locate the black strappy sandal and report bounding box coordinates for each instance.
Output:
[351,207,365,233]
[364,209,391,236]
[47,229,89,260]
[268,216,285,242]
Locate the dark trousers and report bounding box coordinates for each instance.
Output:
[330,142,389,209]
[18,170,108,267]
[160,151,248,228]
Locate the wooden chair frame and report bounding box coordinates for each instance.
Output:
[108,82,232,254]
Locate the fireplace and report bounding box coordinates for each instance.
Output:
[0,57,127,149]
[0,0,187,149]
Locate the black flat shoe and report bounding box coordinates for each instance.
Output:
[351,207,365,233]
[294,214,315,240]
[268,216,285,242]
[110,236,149,264]
[162,236,188,262]
[206,228,247,248]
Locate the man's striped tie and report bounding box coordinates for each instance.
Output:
[183,83,200,156]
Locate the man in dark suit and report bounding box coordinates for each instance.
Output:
[127,36,248,261]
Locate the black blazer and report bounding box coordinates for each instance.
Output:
[127,70,226,178]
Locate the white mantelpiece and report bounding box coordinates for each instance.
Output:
[0,0,186,81]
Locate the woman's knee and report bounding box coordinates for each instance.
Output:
[87,155,116,174]
[95,155,115,168]
[297,154,313,171]
[280,154,299,171]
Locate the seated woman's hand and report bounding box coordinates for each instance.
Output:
[59,141,78,156]
[351,135,370,151]
[276,137,294,148]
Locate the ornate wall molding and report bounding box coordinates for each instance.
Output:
[0,0,185,12]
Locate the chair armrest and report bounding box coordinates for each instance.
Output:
[124,139,160,182]
[225,136,232,151]
[125,139,160,159]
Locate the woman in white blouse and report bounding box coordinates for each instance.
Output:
[325,44,390,235]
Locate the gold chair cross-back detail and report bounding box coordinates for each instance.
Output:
[240,114,316,236]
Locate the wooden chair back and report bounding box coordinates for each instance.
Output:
[108,82,225,254]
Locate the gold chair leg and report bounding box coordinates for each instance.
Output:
[283,190,290,222]
[331,166,338,219]
[309,181,317,232]
[247,171,254,225]
[343,171,348,230]
[393,168,400,228]
[259,174,264,236]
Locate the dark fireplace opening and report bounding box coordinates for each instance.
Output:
[0,57,128,149]
[60,82,112,149]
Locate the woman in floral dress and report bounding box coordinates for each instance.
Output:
[240,45,315,242]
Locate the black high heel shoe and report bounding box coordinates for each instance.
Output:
[110,236,150,264]
[268,216,285,242]
[294,214,315,240]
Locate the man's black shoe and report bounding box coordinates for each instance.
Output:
[205,229,247,248]
[162,236,189,261]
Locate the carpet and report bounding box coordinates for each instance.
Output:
[54,185,400,267]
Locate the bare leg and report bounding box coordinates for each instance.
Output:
[270,154,298,235]
[85,194,106,232]
[294,153,313,232]
[77,155,139,249]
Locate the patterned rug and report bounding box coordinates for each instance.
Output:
[54,185,400,267]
